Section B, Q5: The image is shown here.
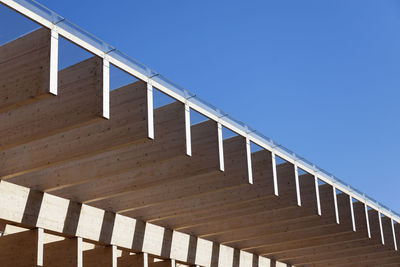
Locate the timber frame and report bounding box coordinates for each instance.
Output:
[0,0,399,266]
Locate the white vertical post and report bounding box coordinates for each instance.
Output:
[77,237,83,267]
[217,123,224,171]
[246,137,253,184]
[314,176,321,215]
[111,245,117,267]
[333,186,339,224]
[272,152,278,196]
[365,204,371,238]
[102,59,110,119]
[378,212,385,245]
[349,196,356,232]
[49,29,58,95]
[185,103,191,156]
[294,164,301,206]
[171,259,176,267]
[147,82,154,139]
[391,219,398,251]
[143,252,149,267]
[37,228,44,267]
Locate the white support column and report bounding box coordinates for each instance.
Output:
[246,137,253,184]
[391,219,398,251]
[272,152,278,196]
[49,29,59,95]
[333,186,339,224]
[378,212,385,245]
[314,176,321,215]
[171,259,176,267]
[185,103,192,156]
[143,252,149,267]
[294,164,301,206]
[111,245,117,267]
[102,59,110,119]
[365,204,371,238]
[349,196,356,232]
[37,228,44,267]
[147,82,154,139]
[217,122,224,171]
[77,237,83,267]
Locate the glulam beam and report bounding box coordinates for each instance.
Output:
[5,81,149,187]
[0,180,270,267]
[0,28,52,112]
[0,56,105,154]
[51,119,220,205]
[0,228,43,266]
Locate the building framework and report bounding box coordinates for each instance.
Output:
[0,0,399,266]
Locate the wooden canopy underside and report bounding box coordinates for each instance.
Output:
[0,27,399,267]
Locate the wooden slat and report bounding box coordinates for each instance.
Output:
[301,250,400,267]
[50,120,220,204]
[0,180,270,267]
[142,169,319,230]
[5,81,149,188]
[83,245,116,267]
[44,237,82,267]
[257,200,386,259]
[0,56,104,154]
[117,137,257,219]
[0,28,51,112]
[0,228,43,266]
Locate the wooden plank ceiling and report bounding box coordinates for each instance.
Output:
[0,27,399,267]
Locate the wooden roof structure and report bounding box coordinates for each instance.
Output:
[0,0,399,266]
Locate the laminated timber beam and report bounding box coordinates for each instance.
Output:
[0,28,52,112]
[140,166,320,230]
[120,159,297,223]
[0,180,270,267]
[87,134,249,213]
[83,245,117,267]
[0,55,105,152]
[49,119,224,205]
[4,81,149,187]
[182,173,320,238]
[44,237,83,267]
[0,228,43,266]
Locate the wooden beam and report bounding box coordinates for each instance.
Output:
[0,28,52,112]
[0,180,269,267]
[143,170,321,230]
[301,250,400,267]
[88,133,248,214]
[83,245,117,267]
[256,200,387,258]
[49,119,220,204]
[44,237,83,267]
[120,159,290,223]
[0,228,43,266]
[5,81,149,188]
[0,56,104,154]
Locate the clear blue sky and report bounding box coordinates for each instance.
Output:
[3,1,400,213]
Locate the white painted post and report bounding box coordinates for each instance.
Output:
[314,176,321,215]
[37,228,44,267]
[378,212,385,245]
[294,164,301,206]
[333,186,339,224]
[217,123,224,171]
[147,82,154,139]
[102,59,110,119]
[391,219,398,251]
[185,103,191,156]
[365,204,371,238]
[49,29,58,95]
[272,152,278,196]
[246,137,253,184]
[349,196,356,232]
